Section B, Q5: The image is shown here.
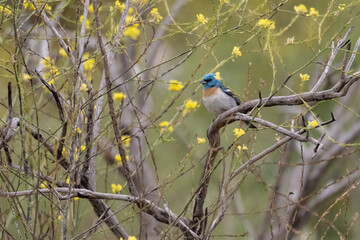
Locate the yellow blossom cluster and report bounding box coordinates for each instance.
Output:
[82,53,95,71]
[113,92,127,102]
[59,48,67,57]
[40,181,49,189]
[307,8,319,17]
[115,0,125,11]
[168,80,184,91]
[214,72,221,80]
[124,24,140,40]
[308,120,319,129]
[293,4,319,18]
[81,145,86,152]
[197,137,206,144]
[120,236,137,240]
[41,57,59,85]
[0,5,12,15]
[62,147,69,158]
[294,4,308,15]
[23,0,36,10]
[300,73,310,82]
[338,4,346,11]
[80,15,90,29]
[122,10,141,40]
[184,99,199,114]
[232,46,242,57]
[23,1,51,12]
[159,121,173,133]
[80,83,89,92]
[115,154,128,165]
[196,13,208,25]
[150,8,163,23]
[256,18,275,30]
[111,184,123,193]
[122,135,131,148]
[237,144,248,151]
[233,128,245,138]
[88,4,101,14]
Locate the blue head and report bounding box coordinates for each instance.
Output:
[200,73,221,89]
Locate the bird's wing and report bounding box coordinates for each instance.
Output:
[219,84,241,106]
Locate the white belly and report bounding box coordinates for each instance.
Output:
[202,89,238,116]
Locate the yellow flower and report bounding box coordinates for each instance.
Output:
[62,147,69,158]
[124,25,140,40]
[115,154,122,165]
[133,0,149,3]
[220,0,229,3]
[183,99,199,115]
[82,53,95,71]
[306,8,319,17]
[238,144,248,151]
[40,181,48,189]
[300,73,310,82]
[294,4,308,14]
[233,128,245,138]
[122,135,131,148]
[42,79,55,89]
[115,0,125,11]
[80,83,89,92]
[159,121,173,133]
[113,92,127,102]
[22,73,32,81]
[168,80,184,91]
[66,178,70,184]
[80,15,90,29]
[125,15,137,25]
[232,46,242,57]
[308,120,319,129]
[338,4,345,11]
[42,57,55,69]
[59,48,67,57]
[44,4,51,12]
[128,237,137,240]
[196,14,208,25]
[197,138,206,144]
[77,128,82,134]
[58,215,62,221]
[41,57,59,80]
[73,197,79,201]
[88,4,101,13]
[81,145,86,152]
[150,8,163,23]
[214,72,221,80]
[111,184,123,193]
[256,18,275,29]
[23,0,36,10]
[0,5,12,15]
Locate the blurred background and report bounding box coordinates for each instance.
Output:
[0,0,359,239]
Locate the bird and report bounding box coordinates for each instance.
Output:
[200,73,242,116]
[200,73,256,127]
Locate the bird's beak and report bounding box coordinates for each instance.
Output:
[200,80,206,84]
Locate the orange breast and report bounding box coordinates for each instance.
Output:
[203,87,218,97]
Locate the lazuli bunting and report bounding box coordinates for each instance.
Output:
[200,73,256,127]
[200,73,241,116]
